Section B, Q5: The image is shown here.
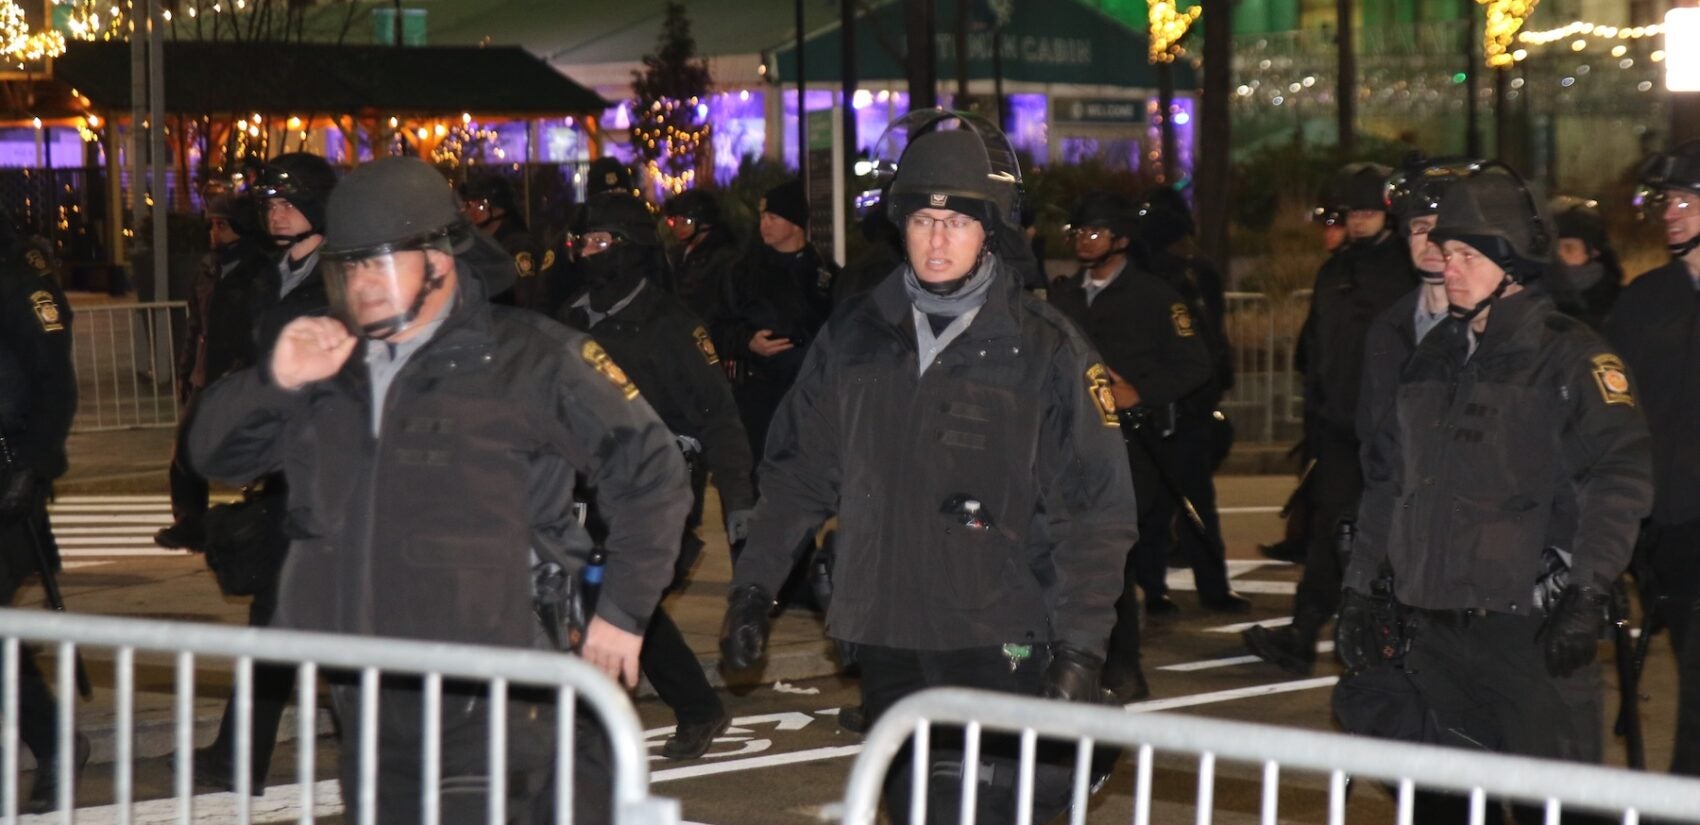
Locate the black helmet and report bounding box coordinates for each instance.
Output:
[663,188,720,228]
[1137,186,1196,250]
[887,129,1018,231]
[459,174,519,215]
[1550,195,1609,253]
[1429,161,1551,284]
[252,152,337,237]
[1068,191,1139,239]
[586,157,635,197]
[864,109,1022,231]
[1333,162,1393,213]
[321,157,469,259]
[582,191,660,248]
[1385,154,1479,231]
[1634,141,1700,256]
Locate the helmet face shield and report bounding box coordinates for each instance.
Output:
[323,249,437,340]
[858,109,1023,228]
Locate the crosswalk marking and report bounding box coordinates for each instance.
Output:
[43,495,230,558]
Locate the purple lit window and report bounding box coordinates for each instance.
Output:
[1006,93,1048,161]
[707,89,767,185]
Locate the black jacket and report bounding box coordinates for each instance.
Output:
[1603,260,1700,524]
[716,242,838,384]
[189,275,692,646]
[1048,263,1215,412]
[1148,249,1232,396]
[253,251,329,354]
[731,258,1138,651]
[489,218,549,312]
[1300,233,1417,436]
[1347,288,1652,612]
[183,241,271,391]
[562,279,756,514]
[667,229,739,322]
[0,246,75,479]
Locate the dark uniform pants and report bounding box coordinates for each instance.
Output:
[857,644,1079,825]
[1154,413,1233,601]
[329,676,611,825]
[167,391,210,528]
[1334,611,1603,824]
[201,576,294,787]
[1644,519,1700,776]
[1123,429,1173,602]
[641,605,723,727]
[0,489,60,769]
[1293,427,1363,630]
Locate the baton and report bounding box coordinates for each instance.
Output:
[1122,410,1209,540]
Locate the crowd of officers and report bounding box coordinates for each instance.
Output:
[2,118,1700,822]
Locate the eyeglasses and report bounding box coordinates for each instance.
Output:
[567,231,617,255]
[905,214,979,236]
[462,199,491,213]
[1067,228,1111,243]
[665,215,695,227]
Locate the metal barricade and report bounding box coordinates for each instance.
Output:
[0,608,679,825]
[841,687,1700,825]
[68,301,187,432]
[1220,292,1275,443]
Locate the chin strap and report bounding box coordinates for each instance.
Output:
[1447,274,1511,323]
[364,257,448,340]
[1417,267,1445,285]
[1669,232,1700,259]
[270,228,317,247]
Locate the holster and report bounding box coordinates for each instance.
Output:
[1368,572,1418,668]
[532,561,596,653]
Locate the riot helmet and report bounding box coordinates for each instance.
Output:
[1387,155,1481,282]
[1634,141,1700,257]
[319,157,471,340]
[860,109,1023,232]
[1067,191,1140,268]
[252,152,337,247]
[458,174,521,229]
[1427,161,1552,321]
[1136,186,1196,252]
[662,188,720,241]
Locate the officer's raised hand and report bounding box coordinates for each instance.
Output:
[271,316,356,390]
[582,617,644,688]
[1539,585,1609,677]
[719,584,774,669]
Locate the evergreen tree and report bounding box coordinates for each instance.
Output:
[631,2,714,193]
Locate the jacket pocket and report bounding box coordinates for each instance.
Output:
[932,522,1024,610]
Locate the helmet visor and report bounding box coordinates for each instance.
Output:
[322,249,431,340]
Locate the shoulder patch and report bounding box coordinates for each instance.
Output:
[514,251,535,277]
[29,289,64,332]
[580,339,639,401]
[1085,362,1121,428]
[691,325,719,365]
[1590,353,1634,406]
[1170,302,1196,337]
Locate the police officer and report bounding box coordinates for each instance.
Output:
[560,190,755,760]
[719,125,1137,824]
[1603,141,1700,776]
[1048,192,1223,698]
[1248,163,1416,674]
[1246,156,1465,674]
[251,152,338,350]
[1336,164,1651,821]
[155,184,271,551]
[1547,195,1622,331]
[662,187,738,320]
[0,216,84,813]
[716,179,838,464]
[461,173,549,311]
[190,157,693,821]
[191,154,338,794]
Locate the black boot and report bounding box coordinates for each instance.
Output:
[25,733,90,814]
[1242,617,1323,676]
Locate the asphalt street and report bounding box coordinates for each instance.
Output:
[11,472,1683,823]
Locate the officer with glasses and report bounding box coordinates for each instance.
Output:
[1335,162,1651,822]
[1603,140,1700,776]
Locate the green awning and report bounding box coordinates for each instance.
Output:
[772,0,1198,91]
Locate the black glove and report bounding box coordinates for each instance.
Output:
[1540,585,1609,678]
[1335,588,1382,674]
[0,465,37,522]
[719,584,774,670]
[1041,643,1104,703]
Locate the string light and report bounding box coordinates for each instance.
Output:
[1479,0,1540,68]
[1148,1,1202,63]
[1518,20,1663,46]
[0,0,65,62]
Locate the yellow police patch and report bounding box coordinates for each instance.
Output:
[581,340,639,401]
[541,249,556,272]
[1170,303,1196,337]
[1085,362,1120,428]
[1590,353,1634,407]
[515,251,535,277]
[692,325,719,365]
[29,290,63,332]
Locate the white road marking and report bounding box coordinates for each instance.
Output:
[1217,506,1283,515]
[1207,616,1294,633]
[1125,676,1339,712]
[1159,642,1334,672]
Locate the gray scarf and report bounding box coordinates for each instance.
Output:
[901,253,999,316]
